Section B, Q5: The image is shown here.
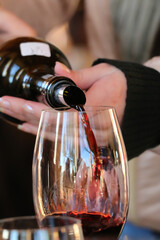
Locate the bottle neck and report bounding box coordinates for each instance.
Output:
[17,71,86,109]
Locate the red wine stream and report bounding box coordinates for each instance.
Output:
[75,104,101,179]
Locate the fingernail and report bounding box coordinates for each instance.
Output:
[17,125,23,130]
[17,124,31,133]
[55,61,71,73]
[23,103,34,113]
[0,98,10,108]
[17,124,27,131]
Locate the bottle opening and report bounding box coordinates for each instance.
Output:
[63,86,86,107]
[46,77,86,109]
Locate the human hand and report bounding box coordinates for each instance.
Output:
[0,62,127,134]
[55,62,127,124]
[0,7,36,45]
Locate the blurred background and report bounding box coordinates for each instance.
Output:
[0,0,160,238]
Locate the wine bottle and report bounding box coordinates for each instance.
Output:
[0,37,86,110]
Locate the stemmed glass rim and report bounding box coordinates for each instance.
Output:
[42,105,115,113]
[0,215,82,231]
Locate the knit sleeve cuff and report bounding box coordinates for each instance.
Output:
[92,58,160,159]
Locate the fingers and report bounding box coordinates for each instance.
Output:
[55,62,118,90]
[0,96,49,125]
[18,122,39,135]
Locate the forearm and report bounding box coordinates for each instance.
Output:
[93,58,160,159]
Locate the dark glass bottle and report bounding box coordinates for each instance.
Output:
[0,37,86,110]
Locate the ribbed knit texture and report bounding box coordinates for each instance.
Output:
[93,58,160,160]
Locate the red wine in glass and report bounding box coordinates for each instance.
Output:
[42,212,125,239]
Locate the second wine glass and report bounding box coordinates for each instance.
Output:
[0,216,83,240]
[32,106,129,239]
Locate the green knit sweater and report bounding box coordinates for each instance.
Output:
[93,58,160,160]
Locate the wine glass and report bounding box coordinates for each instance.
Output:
[0,215,84,240]
[32,106,129,239]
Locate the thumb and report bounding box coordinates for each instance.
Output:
[54,61,117,90]
[54,61,90,89]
